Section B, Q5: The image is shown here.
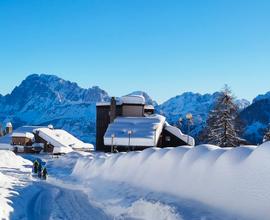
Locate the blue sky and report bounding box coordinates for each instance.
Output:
[0,0,269,103]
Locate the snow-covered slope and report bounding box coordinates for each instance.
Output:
[157,92,218,141]
[158,92,218,124]
[0,151,32,219]
[239,92,270,144]
[0,74,110,143]
[72,143,270,220]
[157,92,250,142]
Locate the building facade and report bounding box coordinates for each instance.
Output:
[96,95,195,152]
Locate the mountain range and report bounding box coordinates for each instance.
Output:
[0,74,269,145]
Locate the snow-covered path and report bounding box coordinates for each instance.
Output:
[3,148,265,220]
[5,153,241,220]
[10,181,110,220]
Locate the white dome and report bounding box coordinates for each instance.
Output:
[6,122,12,128]
[48,124,54,129]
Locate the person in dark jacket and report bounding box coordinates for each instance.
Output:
[33,160,39,174]
[42,167,48,180]
[37,163,42,178]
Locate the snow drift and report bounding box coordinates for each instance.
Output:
[0,151,32,219]
[0,150,31,169]
[72,143,270,220]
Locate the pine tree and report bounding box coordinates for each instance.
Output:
[205,85,240,147]
[0,124,3,137]
[263,127,270,143]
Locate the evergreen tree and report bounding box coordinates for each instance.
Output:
[205,85,240,147]
[0,124,3,137]
[263,127,270,143]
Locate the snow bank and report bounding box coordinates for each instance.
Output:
[118,199,182,220]
[0,151,32,219]
[47,151,92,176]
[0,143,13,150]
[0,150,31,169]
[72,143,270,220]
[0,172,14,218]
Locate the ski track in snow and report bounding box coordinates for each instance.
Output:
[10,179,110,220]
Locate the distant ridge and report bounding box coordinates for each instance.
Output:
[1,73,269,144]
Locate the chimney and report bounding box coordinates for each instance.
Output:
[110,97,117,123]
[6,122,13,134]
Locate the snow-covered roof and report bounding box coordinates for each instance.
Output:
[120,95,145,105]
[97,95,146,106]
[96,101,122,106]
[144,105,155,110]
[12,132,34,140]
[104,114,166,147]
[0,126,42,144]
[6,122,12,128]
[164,122,195,146]
[33,128,94,154]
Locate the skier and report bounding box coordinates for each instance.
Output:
[42,167,48,180]
[33,160,39,174]
[37,163,42,178]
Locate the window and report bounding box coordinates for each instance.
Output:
[165,136,171,142]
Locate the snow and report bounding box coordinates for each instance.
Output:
[97,95,146,106]
[33,128,94,154]
[144,105,155,110]
[0,151,32,219]
[118,199,182,220]
[104,114,166,147]
[72,143,270,220]
[0,150,30,168]
[2,143,270,219]
[0,151,110,220]
[0,172,14,218]
[120,95,145,105]
[6,122,12,128]
[164,122,195,146]
[0,126,42,145]
[0,143,13,150]
[12,132,35,140]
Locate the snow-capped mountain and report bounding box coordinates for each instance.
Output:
[3,73,268,145]
[157,92,250,142]
[252,91,270,103]
[157,92,218,140]
[0,74,110,143]
[239,92,270,143]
